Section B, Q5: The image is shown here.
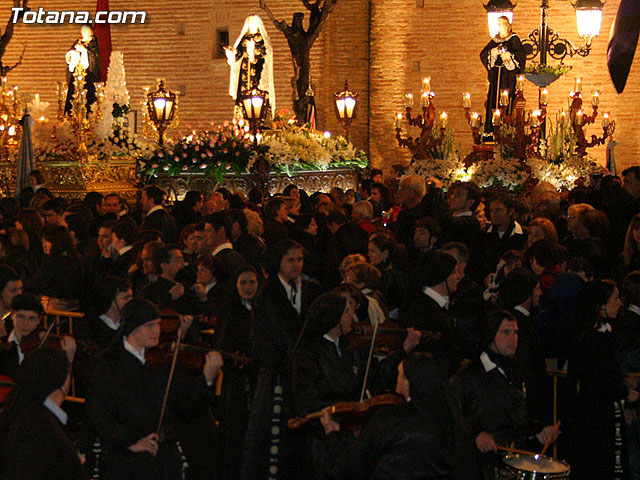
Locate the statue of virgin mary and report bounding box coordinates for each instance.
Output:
[225,15,275,120]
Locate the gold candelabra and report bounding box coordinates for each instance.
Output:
[395,77,449,161]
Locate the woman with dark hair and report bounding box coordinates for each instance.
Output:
[569,279,639,480]
[16,208,43,262]
[0,347,86,479]
[214,265,259,480]
[321,353,477,480]
[24,225,85,311]
[368,232,406,318]
[242,238,323,480]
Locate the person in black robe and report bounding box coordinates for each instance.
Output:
[450,310,559,480]
[214,266,259,480]
[87,299,223,480]
[480,16,526,139]
[320,353,478,480]
[241,239,323,480]
[64,24,100,116]
[569,280,639,480]
[0,347,87,480]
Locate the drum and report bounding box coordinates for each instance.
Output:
[497,453,570,479]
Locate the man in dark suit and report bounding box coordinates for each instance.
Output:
[203,212,247,282]
[243,239,323,480]
[399,251,464,376]
[111,221,140,278]
[140,186,177,243]
[480,192,526,277]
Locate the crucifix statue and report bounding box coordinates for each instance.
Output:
[259,0,338,123]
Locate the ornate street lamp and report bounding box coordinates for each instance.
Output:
[574,0,605,39]
[240,86,268,145]
[146,80,178,146]
[484,0,515,38]
[334,80,359,140]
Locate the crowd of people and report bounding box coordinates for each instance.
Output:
[1,165,640,479]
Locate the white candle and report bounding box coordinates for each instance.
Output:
[422,77,431,92]
[591,91,600,107]
[500,90,510,107]
[575,109,584,126]
[471,112,480,128]
[540,89,548,106]
[574,78,582,93]
[517,75,525,91]
[462,92,471,108]
[404,92,414,108]
[440,112,448,127]
[492,109,501,126]
[395,113,403,129]
[420,91,430,108]
[530,110,541,127]
[602,113,610,128]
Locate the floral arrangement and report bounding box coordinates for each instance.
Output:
[263,123,368,175]
[470,155,528,190]
[524,63,573,77]
[527,154,601,190]
[139,109,368,180]
[406,123,465,188]
[139,123,264,182]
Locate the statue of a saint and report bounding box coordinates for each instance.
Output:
[64,24,100,116]
[225,15,275,119]
[480,16,526,139]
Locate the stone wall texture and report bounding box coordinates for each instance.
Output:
[3,0,639,177]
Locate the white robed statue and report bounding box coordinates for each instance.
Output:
[225,15,275,119]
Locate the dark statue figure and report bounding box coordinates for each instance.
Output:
[260,0,338,123]
[480,16,526,140]
[64,24,100,116]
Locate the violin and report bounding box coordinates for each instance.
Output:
[287,393,405,429]
[159,309,218,333]
[147,341,252,370]
[346,321,442,355]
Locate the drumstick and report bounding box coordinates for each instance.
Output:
[497,446,538,456]
[540,420,561,456]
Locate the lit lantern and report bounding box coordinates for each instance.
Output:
[574,0,604,38]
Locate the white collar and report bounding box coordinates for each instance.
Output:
[146,205,164,217]
[242,299,253,311]
[453,211,473,217]
[279,274,302,313]
[486,220,523,237]
[99,314,119,331]
[212,242,233,256]
[43,397,68,425]
[628,304,640,317]
[323,333,341,356]
[118,245,133,256]
[421,286,449,309]
[597,322,612,333]
[204,281,218,294]
[514,305,530,317]
[123,338,146,364]
[480,351,507,377]
[7,329,24,364]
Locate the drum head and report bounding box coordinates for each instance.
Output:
[503,454,570,474]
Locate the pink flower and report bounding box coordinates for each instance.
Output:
[201,153,206,158]
[182,165,188,171]
[206,150,212,157]
[151,163,158,169]
[157,152,164,158]
[194,146,200,152]
[162,165,169,171]
[200,163,207,169]
[217,141,222,147]
[232,142,237,148]
[223,149,228,154]
[225,163,231,170]
[182,153,187,158]
[192,158,197,163]
[236,151,241,156]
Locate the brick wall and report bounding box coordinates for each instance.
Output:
[2,0,638,178]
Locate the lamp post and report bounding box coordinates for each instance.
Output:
[240,86,269,193]
[240,86,267,145]
[334,80,358,141]
[484,0,604,67]
[146,80,178,146]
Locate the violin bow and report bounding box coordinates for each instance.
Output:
[38,316,67,348]
[359,318,379,402]
[156,320,184,441]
